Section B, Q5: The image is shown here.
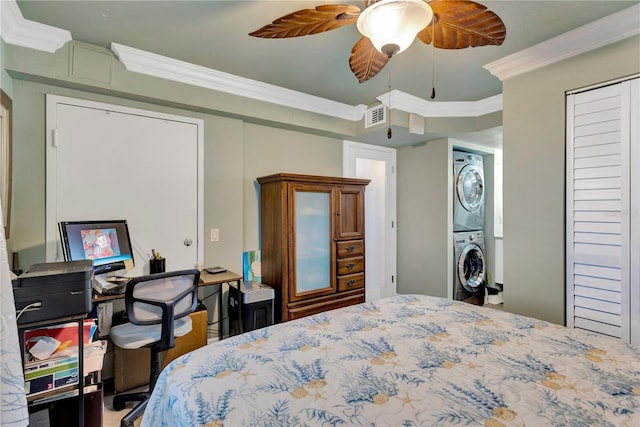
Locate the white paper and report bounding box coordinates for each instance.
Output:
[28,337,61,361]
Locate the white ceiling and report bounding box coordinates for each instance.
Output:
[10,0,640,147]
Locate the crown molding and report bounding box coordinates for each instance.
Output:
[484,3,640,81]
[1,0,501,122]
[377,90,502,117]
[0,0,71,53]
[112,42,503,121]
[111,43,368,121]
[2,0,636,121]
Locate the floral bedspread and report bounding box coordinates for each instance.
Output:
[141,295,640,426]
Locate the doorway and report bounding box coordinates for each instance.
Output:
[343,141,397,301]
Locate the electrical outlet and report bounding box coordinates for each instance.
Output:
[210,228,219,242]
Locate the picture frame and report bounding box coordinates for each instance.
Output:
[1,89,12,238]
[242,250,262,282]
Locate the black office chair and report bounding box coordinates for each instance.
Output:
[110,269,199,427]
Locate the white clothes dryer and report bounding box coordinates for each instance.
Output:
[453,151,484,231]
[453,230,485,305]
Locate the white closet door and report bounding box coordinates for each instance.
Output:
[46,95,204,277]
[630,78,640,346]
[566,80,632,342]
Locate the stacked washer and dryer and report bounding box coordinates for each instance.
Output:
[452,151,486,305]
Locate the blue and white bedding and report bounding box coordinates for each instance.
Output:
[141,295,640,426]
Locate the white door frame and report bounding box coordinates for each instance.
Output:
[343,140,397,300]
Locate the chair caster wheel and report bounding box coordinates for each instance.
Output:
[113,399,126,411]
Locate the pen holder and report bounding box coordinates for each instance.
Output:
[150,258,166,274]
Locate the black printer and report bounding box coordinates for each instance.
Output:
[12,260,93,325]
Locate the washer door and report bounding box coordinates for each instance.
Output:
[456,164,484,212]
[458,243,485,292]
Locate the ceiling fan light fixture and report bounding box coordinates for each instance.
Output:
[357,0,433,58]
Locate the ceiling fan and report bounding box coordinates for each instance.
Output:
[249,0,506,84]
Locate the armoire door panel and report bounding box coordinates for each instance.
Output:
[336,186,365,239]
[289,184,336,301]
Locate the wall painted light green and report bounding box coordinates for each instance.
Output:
[396,139,496,299]
[395,35,639,325]
[502,35,640,324]
[5,33,639,325]
[11,84,345,274]
[3,39,502,276]
[242,123,342,252]
[9,80,247,274]
[1,41,14,96]
[397,138,450,297]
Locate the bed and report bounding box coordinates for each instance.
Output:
[140,294,639,426]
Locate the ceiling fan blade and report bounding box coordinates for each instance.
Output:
[249,5,361,38]
[418,0,506,49]
[349,37,390,84]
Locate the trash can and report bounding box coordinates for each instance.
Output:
[229,281,275,336]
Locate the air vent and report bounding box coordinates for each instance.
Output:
[364,105,387,128]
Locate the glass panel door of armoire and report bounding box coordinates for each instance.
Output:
[291,185,336,299]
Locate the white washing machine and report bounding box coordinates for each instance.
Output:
[453,230,485,305]
[453,151,484,232]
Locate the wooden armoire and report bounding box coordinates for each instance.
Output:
[257,173,370,322]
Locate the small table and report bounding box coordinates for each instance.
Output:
[198,270,243,340]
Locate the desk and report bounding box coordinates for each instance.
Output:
[93,270,242,340]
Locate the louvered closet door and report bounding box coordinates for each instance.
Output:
[566,80,634,343]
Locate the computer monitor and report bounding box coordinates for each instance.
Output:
[59,220,135,276]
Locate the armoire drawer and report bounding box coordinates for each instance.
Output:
[336,256,364,275]
[287,289,364,321]
[336,240,364,258]
[337,273,364,292]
